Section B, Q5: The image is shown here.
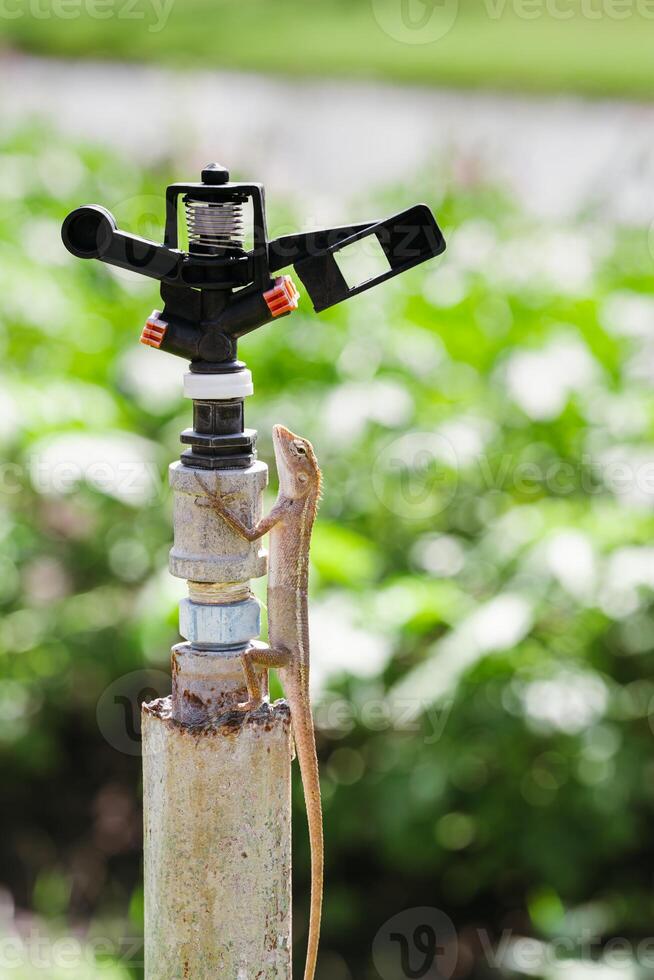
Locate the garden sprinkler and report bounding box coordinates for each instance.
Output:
[62,162,445,468]
[61,163,446,979]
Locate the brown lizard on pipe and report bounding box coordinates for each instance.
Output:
[194,423,323,980]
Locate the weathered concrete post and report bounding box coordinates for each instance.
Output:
[142,657,292,979]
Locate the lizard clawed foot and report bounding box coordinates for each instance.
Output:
[237,646,266,713]
[193,476,239,511]
[235,644,291,713]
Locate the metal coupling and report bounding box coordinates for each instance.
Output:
[169,460,268,583]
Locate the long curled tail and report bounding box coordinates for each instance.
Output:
[284,673,324,980]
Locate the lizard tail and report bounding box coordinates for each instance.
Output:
[286,680,324,980]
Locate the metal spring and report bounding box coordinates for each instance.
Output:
[185,198,244,251]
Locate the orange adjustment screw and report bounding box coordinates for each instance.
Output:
[263,276,300,318]
[141,311,168,349]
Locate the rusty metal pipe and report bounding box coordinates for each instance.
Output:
[142,653,292,979]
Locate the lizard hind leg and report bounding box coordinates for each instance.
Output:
[236,645,291,712]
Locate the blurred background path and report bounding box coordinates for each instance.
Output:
[3,53,654,222]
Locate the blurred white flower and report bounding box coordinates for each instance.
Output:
[484,507,546,562]
[37,147,86,199]
[494,229,599,295]
[597,445,654,509]
[136,564,186,624]
[520,669,608,735]
[599,546,654,619]
[23,218,69,267]
[599,291,654,338]
[323,379,413,442]
[393,593,533,706]
[309,594,391,694]
[120,345,185,413]
[438,415,496,465]
[543,530,597,602]
[423,265,468,307]
[391,327,445,377]
[6,379,116,430]
[31,432,160,506]
[583,390,648,439]
[412,534,465,577]
[504,335,598,420]
[448,219,498,271]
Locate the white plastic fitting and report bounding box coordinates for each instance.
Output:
[183,369,253,400]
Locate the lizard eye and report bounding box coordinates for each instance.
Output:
[293,441,307,456]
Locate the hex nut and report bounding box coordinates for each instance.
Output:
[179,596,262,647]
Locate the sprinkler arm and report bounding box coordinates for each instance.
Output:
[62,203,445,312]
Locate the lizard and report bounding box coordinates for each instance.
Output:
[194,423,323,980]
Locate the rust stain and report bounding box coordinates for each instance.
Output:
[147,698,292,744]
[183,690,206,707]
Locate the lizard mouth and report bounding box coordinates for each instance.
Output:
[272,424,299,459]
[272,424,295,444]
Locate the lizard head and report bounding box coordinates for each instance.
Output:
[273,424,321,499]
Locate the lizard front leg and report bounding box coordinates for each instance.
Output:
[236,644,291,712]
[194,474,288,541]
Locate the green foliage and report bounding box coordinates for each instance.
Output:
[1,0,654,99]
[2,128,654,978]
